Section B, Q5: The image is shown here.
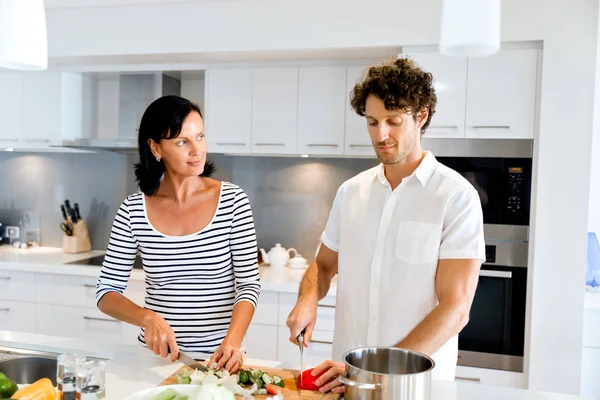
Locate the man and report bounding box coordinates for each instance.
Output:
[286,57,485,394]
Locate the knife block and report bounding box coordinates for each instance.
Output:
[62,219,92,254]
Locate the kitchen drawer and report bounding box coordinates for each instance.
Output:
[36,273,146,308]
[583,309,600,348]
[0,271,35,301]
[278,293,335,331]
[277,327,333,368]
[581,347,600,398]
[455,366,525,388]
[0,300,35,334]
[245,323,278,361]
[35,303,141,345]
[252,291,278,326]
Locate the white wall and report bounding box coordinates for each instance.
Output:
[590,12,600,236]
[44,0,600,395]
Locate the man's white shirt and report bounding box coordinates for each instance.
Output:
[321,151,485,381]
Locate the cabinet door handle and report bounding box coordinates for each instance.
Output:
[471,125,511,130]
[24,139,51,143]
[83,316,120,323]
[83,284,96,289]
[479,270,512,279]
[429,125,459,130]
[216,142,247,146]
[0,277,11,281]
[455,376,481,383]
[0,308,11,312]
[307,144,339,147]
[310,340,333,345]
[348,144,372,148]
[318,304,336,309]
[254,143,285,147]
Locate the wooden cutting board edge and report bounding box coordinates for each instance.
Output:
[159,364,340,399]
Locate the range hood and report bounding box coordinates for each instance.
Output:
[59,71,182,153]
[59,138,138,153]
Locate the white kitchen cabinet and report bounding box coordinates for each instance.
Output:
[0,300,35,334]
[245,324,278,361]
[0,71,94,147]
[344,66,375,157]
[465,49,538,139]
[252,291,279,326]
[35,303,140,345]
[297,67,347,156]
[0,70,23,147]
[205,69,252,154]
[406,53,468,139]
[277,327,333,369]
[21,72,63,144]
[0,271,36,302]
[251,68,298,155]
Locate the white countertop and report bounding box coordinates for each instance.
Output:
[0,331,590,400]
[0,245,337,295]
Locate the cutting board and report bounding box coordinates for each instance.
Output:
[160,365,340,399]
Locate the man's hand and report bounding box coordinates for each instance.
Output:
[286,298,317,348]
[312,360,346,394]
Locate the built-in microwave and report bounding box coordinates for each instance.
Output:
[436,157,532,227]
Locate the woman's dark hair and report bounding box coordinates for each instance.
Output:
[350,57,437,135]
[134,95,215,196]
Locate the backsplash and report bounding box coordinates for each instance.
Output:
[126,154,378,260]
[0,151,377,260]
[0,151,128,250]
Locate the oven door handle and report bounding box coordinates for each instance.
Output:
[479,270,512,279]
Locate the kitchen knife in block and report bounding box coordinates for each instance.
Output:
[62,219,92,254]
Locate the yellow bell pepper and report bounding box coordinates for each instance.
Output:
[10,378,56,400]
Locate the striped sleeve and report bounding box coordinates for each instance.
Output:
[95,197,138,306]
[230,187,261,308]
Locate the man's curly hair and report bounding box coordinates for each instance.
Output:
[350,57,437,134]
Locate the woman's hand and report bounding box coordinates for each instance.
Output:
[313,360,346,394]
[208,340,244,374]
[142,311,179,362]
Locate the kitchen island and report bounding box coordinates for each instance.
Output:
[0,331,592,400]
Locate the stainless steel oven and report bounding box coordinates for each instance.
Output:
[457,227,529,372]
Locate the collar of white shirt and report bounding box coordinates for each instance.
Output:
[374,151,438,188]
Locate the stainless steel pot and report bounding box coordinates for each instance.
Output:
[338,347,434,400]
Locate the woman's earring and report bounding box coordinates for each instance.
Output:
[156,157,161,162]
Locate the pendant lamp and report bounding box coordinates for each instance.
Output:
[0,0,48,70]
[440,0,501,58]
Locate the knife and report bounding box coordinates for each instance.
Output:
[60,205,69,222]
[297,328,306,390]
[74,203,82,220]
[69,206,78,224]
[178,351,209,372]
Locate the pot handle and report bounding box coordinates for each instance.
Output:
[338,375,383,391]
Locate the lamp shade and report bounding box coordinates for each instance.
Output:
[0,0,48,70]
[440,0,501,58]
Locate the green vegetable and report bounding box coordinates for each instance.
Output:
[255,388,268,395]
[273,375,284,387]
[173,395,189,400]
[0,372,18,398]
[239,369,249,385]
[176,370,192,384]
[261,373,273,385]
[152,388,178,400]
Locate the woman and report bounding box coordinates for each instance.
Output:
[95,95,260,373]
